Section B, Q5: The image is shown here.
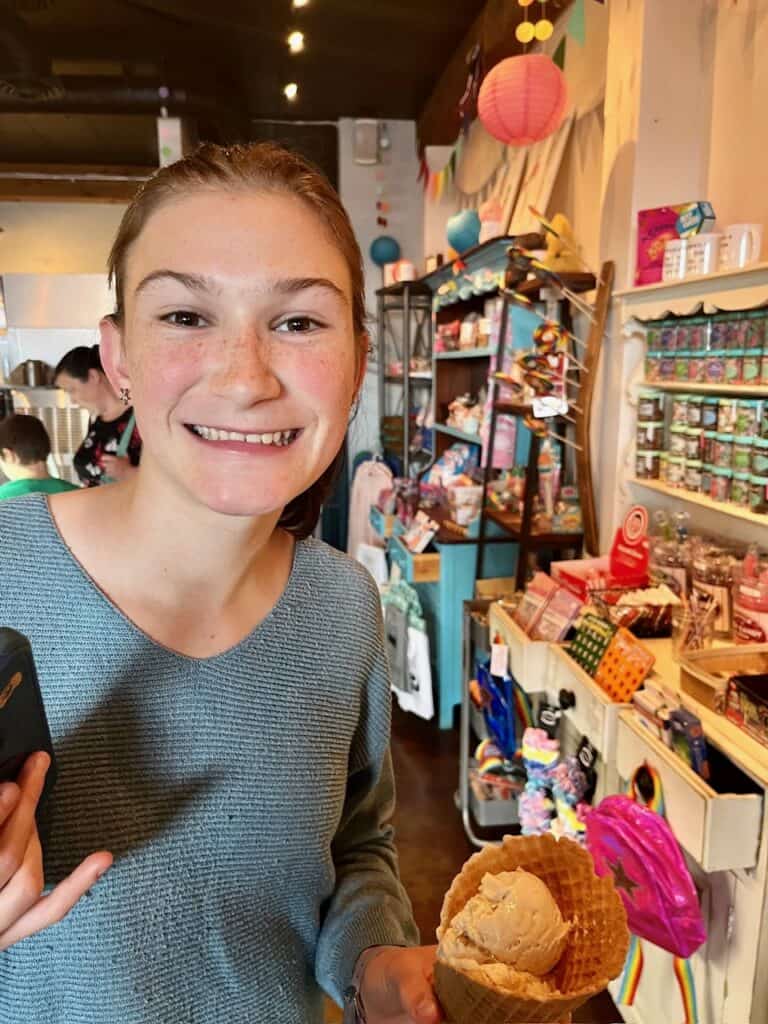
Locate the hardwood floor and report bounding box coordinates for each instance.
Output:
[325,706,624,1022]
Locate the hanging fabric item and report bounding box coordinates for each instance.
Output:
[382,580,434,721]
[347,458,393,559]
[458,42,483,135]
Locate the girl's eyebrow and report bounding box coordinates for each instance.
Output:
[134,270,349,305]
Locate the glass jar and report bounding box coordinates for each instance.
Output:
[645,352,662,382]
[744,310,766,349]
[762,403,768,439]
[669,425,688,456]
[659,355,676,381]
[671,395,689,426]
[660,321,678,352]
[701,463,714,495]
[714,433,734,466]
[744,349,762,386]
[687,352,707,383]
[701,397,719,430]
[704,349,726,384]
[674,351,690,381]
[749,475,768,515]
[725,349,744,385]
[710,466,732,503]
[761,351,768,387]
[731,472,751,507]
[692,551,735,637]
[646,324,662,352]
[686,395,704,428]
[752,437,768,475]
[732,436,754,473]
[685,459,703,491]
[687,316,710,352]
[637,420,665,451]
[684,429,702,460]
[717,398,738,434]
[667,455,685,488]
[710,314,731,350]
[638,388,664,421]
[635,451,661,480]
[735,399,762,437]
[659,452,669,482]
[702,430,718,463]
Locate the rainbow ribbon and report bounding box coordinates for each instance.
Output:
[674,956,700,1024]
[617,934,643,1006]
[513,682,534,732]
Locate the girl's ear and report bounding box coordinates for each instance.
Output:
[99,316,130,397]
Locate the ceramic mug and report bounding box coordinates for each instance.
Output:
[662,238,688,281]
[686,232,722,277]
[722,223,763,269]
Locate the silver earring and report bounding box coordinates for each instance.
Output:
[119,386,131,406]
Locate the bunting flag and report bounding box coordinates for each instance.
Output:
[552,36,567,70]
[568,0,586,45]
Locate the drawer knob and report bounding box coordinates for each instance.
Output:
[559,688,576,711]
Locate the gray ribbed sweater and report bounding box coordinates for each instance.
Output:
[0,496,418,1023]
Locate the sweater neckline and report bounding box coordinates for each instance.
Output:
[39,494,308,665]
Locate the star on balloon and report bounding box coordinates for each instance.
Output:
[610,858,640,900]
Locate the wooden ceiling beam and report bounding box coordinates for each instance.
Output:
[418,0,572,147]
[0,165,153,203]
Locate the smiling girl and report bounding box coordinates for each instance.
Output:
[0,144,441,1024]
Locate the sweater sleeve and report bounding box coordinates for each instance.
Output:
[314,614,420,1004]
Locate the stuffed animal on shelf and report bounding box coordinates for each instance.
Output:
[540,213,584,273]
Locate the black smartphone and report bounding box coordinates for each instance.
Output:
[0,628,56,807]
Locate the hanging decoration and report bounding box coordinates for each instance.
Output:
[446,209,481,254]
[458,42,483,135]
[516,0,553,44]
[478,53,567,147]
[369,236,401,267]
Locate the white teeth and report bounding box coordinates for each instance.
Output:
[192,425,296,446]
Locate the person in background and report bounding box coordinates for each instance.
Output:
[0,413,78,499]
[53,344,142,486]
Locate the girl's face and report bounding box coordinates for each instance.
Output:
[55,369,106,416]
[101,189,364,518]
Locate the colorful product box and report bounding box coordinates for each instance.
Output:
[635,202,716,286]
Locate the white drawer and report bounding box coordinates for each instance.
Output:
[616,711,763,873]
[547,645,631,761]
[488,605,551,694]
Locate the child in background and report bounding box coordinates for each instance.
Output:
[0,414,78,499]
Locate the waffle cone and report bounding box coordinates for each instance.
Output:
[434,833,629,1024]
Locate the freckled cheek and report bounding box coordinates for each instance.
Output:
[291,351,356,410]
[129,340,207,409]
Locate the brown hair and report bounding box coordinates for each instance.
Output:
[107,141,366,539]
[0,413,52,465]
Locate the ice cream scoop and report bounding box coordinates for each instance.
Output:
[446,868,570,976]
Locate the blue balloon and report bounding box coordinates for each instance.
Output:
[447,209,481,253]
[370,235,401,266]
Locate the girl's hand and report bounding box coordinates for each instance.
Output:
[359,945,443,1023]
[100,455,136,482]
[0,752,112,951]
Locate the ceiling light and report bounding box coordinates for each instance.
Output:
[284,82,299,101]
[292,0,310,7]
[287,30,305,54]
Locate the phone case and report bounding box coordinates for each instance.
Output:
[0,628,56,806]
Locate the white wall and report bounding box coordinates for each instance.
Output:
[338,118,425,461]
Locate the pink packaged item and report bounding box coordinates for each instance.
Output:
[636,202,715,285]
[513,572,557,634]
[530,585,582,642]
[586,764,706,958]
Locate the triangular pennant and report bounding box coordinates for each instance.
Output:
[435,169,445,202]
[553,36,567,69]
[568,0,586,45]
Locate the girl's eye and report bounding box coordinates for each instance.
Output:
[161,310,208,328]
[274,315,323,334]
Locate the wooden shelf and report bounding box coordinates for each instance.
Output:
[615,262,768,299]
[485,507,584,548]
[629,477,768,526]
[384,373,432,383]
[433,423,482,445]
[516,271,596,300]
[435,347,494,361]
[494,400,534,417]
[642,380,768,397]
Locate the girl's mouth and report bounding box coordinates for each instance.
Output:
[185,424,302,447]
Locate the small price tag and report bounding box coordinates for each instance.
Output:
[490,642,509,677]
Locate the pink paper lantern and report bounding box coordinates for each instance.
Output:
[478,53,568,147]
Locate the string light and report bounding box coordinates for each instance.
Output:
[291,0,310,8]
[287,30,305,53]
[283,82,299,101]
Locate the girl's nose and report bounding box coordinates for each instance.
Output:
[208,333,282,406]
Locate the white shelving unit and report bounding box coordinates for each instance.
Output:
[629,478,768,528]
